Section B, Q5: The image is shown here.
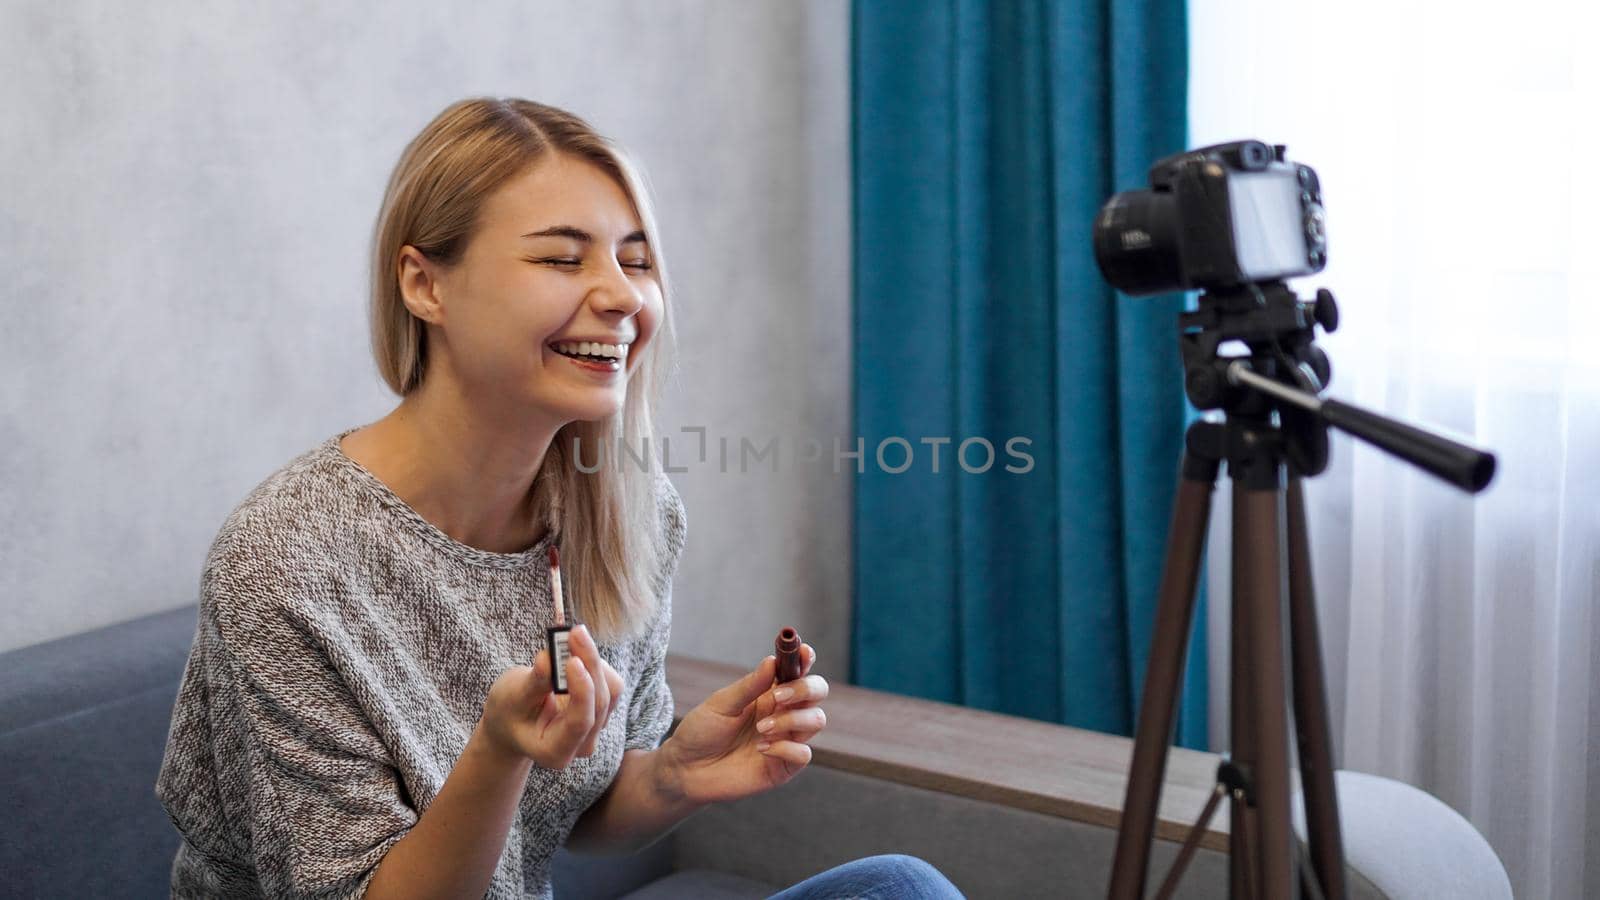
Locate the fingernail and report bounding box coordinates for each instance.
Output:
[757,717,775,733]
[756,740,772,752]
[773,687,794,703]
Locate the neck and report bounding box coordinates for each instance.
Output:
[371,364,564,554]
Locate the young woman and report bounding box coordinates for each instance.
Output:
[155,98,962,899]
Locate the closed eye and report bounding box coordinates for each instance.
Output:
[533,257,654,271]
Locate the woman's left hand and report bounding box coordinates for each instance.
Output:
[658,643,827,805]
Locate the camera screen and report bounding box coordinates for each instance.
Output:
[1228,166,1309,281]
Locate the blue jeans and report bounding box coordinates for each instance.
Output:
[766,854,965,900]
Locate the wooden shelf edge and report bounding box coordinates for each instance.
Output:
[665,652,1229,853]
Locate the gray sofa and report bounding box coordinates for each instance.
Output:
[1,605,1512,899]
[0,605,757,899]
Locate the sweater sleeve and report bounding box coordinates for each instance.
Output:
[624,472,687,752]
[184,532,417,899]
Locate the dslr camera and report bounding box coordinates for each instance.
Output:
[1093,139,1327,295]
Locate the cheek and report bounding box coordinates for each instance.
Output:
[457,284,555,345]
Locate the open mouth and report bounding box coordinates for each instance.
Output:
[549,341,628,371]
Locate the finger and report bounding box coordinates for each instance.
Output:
[774,673,829,708]
[537,685,562,730]
[758,706,826,743]
[789,726,824,744]
[563,656,597,747]
[586,659,622,748]
[522,653,559,730]
[527,652,555,701]
[603,663,625,723]
[704,655,778,717]
[755,739,813,769]
[799,643,815,677]
[570,626,611,722]
[560,641,606,760]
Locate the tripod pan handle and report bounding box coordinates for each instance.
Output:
[1322,398,1497,493]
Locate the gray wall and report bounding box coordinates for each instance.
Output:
[0,1,854,682]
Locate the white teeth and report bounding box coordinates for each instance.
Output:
[554,341,629,359]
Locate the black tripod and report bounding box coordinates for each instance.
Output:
[1106,282,1497,899]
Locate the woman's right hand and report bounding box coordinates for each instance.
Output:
[478,624,625,769]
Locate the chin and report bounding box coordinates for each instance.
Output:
[559,399,625,425]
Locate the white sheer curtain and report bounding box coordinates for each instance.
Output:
[1189,0,1598,895]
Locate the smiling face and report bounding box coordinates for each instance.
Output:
[401,152,663,424]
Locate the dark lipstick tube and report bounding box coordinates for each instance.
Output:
[775,627,803,684]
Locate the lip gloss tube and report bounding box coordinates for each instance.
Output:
[775,627,803,684]
[548,546,572,695]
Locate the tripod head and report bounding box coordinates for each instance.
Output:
[1179,278,1496,494]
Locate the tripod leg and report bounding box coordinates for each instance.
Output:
[1234,485,1295,898]
[1286,477,1348,900]
[1153,784,1227,900]
[1107,457,1218,900]
[1229,505,1256,900]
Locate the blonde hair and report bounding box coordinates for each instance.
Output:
[368,97,679,644]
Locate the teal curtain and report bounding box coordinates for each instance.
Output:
[850,0,1207,749]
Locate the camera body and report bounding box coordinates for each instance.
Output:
[1093,140,1326,295]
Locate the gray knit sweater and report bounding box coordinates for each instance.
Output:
[155,427,686,899]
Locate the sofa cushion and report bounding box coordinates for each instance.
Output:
[1,681,186,898]
[1293,769,1512,900]
[0,606,195,734]
[551,842,678,899]
[0,607,194,898]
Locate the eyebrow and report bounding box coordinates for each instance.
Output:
[521,225,648,245]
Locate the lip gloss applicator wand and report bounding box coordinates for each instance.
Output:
[547,546,573,695]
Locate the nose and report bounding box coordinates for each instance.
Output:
[588,258,646,318]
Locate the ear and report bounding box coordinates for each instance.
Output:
[397,245,447,325]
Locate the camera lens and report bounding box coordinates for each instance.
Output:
[1092,189,1184,295]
